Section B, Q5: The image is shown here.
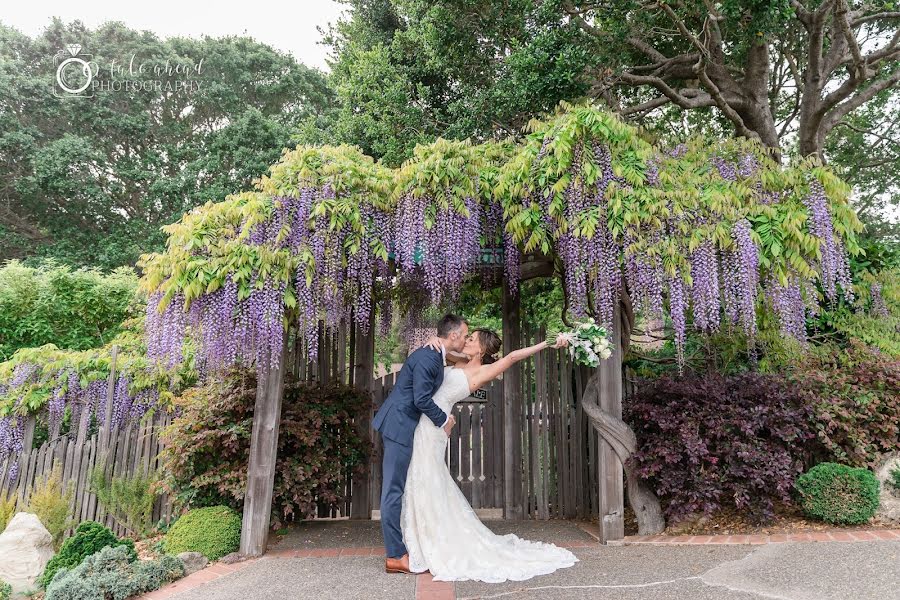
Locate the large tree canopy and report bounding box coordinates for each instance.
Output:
[317,0,899,233]
[139,104,862,374]
[323,0,900,159]
[0,20,332,268]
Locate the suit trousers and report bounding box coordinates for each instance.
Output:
[380,436,413,558]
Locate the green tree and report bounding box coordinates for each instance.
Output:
[0,260,137,360]
[0,19,333,268]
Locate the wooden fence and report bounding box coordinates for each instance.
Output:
[0,410,174,538]
[2,322,637,533]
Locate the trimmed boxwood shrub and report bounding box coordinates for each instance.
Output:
[624,371,817,523]
[161,374,369,529]
[39,521,136,588]
[794,462,880,524]
[0,579,11,600]
[45,545,184,600]
[163,505,241,561]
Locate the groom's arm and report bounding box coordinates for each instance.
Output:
[412,354,450,428]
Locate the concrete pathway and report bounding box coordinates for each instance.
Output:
[141,521,900,600]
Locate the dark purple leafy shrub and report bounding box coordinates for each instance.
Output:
[623,371,816,523]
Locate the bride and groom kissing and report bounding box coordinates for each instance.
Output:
[372,313,578,583]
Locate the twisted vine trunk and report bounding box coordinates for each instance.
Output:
[581,290,665,537]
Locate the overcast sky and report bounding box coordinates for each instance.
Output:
[2,1,345,70]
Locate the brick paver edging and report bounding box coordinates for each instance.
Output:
[137,530,900,599]
[622,528,900,545]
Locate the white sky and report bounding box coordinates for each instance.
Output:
[1,0,345,71]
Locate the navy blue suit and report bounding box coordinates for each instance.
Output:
[373,347,448,558]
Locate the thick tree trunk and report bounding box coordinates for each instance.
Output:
[581,291,665,536]
[582,377,665,536]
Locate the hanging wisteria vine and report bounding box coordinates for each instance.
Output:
[133,104,863,376]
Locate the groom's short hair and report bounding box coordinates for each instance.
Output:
[436,313,467,337]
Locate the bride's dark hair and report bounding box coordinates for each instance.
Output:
[474,329,502,364]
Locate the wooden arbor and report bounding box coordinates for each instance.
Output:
[237,250,660,556]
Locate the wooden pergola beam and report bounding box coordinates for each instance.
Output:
[239,338,288,557]
[501,276,524,520]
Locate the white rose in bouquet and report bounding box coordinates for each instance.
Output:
[600,347,612,360]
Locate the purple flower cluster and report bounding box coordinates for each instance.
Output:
[690,240,720,332]
[145,292,187,369]
[722,219,760,339]
[802,180,854,303]
[668,274,687,367]
[870,283,890,318]
[0,415,25,463]
[395,191,483,305]
[765,274,808,343]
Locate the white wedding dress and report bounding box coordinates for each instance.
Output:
[401,366,579,582]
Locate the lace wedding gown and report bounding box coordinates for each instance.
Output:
[401,366,578,582]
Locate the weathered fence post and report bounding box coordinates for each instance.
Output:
[502,278,523,520]
[597,305,625,543]
[239,337,288,557]
[350,308,375,519]
[98,345,118,451]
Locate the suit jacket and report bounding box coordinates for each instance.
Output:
[373,347,448,446]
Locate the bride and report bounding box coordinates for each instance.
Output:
[400,329,578,582]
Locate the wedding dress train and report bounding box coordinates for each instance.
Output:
[401,366,578,582]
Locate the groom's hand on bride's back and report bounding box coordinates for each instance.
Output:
[443,414,456,436]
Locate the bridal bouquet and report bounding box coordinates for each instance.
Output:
[551,319,613,368]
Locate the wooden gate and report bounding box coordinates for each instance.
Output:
[367,333,633,521]
[370,373,506,513]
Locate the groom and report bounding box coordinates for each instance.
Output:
[373,313,469,574]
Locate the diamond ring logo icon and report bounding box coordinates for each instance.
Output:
[56,45,93,95]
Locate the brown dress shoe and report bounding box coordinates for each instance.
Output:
[385,554,413,574]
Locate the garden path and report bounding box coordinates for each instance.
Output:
[141,520,900,600]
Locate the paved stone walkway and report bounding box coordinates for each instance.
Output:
[139,521,900,600]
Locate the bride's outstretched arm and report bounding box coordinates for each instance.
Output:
[467,335,567,392]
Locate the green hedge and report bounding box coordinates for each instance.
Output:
[39,521,136,588]
[0,579,11,600]
[163,506,241,561]
[794,462,880,524]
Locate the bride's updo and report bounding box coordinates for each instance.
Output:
[474,329,502,364]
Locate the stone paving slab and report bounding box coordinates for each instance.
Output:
[163,556,416,600]
[701,540,900,600]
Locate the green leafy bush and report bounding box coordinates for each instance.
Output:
[0,579,11,600]
[794,462,880,524]
[89,464,160,537]
[161,375,369,528]
[0,493,15,533]
[163,506,241,561]
[45,544,184,600]
[0,260,137,361]
[796,343,900,468]
[25,465,74,548]
[39,521,136,588]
